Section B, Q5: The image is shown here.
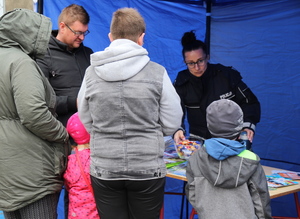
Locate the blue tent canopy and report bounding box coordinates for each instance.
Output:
[42,0,300,218]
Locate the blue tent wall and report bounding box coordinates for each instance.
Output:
[43,0,206,81]
[210,0,300,169]
[43,0,300,218]
[210,0,300,217]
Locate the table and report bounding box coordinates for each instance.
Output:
[166,165,300,219]
[262,166,300,219]
[263,166,300,199]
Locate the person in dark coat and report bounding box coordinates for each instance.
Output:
[36,4,93,218]
[36,4,93,127]
[173,30,260,148]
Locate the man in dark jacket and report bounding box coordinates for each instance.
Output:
[37,4,93,127]
[36,4,93,218]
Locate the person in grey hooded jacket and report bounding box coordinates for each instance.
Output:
[0,9,69,219]
[185,99,271,219]
[78,7,182,219]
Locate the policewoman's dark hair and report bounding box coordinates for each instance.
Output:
[181,30,208,59]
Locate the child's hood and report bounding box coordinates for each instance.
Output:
[192,141,260,189]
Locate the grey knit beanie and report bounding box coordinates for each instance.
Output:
[206,99,243,139]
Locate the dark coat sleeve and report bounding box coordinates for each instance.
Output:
[223,65,261,130]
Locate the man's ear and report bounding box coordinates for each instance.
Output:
[108,33,114,42]
[58,22,64,30]
[56,22,66,41]
[137,33,145,46]
[57,22,67,34]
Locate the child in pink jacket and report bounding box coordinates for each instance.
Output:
[64,112,100,219]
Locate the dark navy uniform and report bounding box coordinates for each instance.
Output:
[174,63,260,139]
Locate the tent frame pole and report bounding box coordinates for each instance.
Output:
[205,0,212,55]
[37,0,43,14]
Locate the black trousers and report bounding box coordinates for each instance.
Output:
[91,176,165,219]
[3,193,59,219]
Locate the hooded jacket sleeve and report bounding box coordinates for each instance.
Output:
[248,164,272,218]
[185,160,196,208]
[159,70,183,136]
[77,73,93,133]
[13,58,68,143]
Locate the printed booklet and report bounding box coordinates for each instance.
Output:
[266,174,299,188]
[271,170,300,180]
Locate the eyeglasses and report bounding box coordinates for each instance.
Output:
[185,59,207,68]
[65,23,90,37]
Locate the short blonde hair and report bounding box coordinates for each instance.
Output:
[58,4,90,26]
[110,8,145,42]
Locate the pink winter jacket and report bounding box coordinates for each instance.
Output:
[63,149,100,219]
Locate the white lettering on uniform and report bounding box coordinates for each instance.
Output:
[220,91,232,99]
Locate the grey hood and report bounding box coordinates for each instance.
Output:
[194,145,260,188]
[90,39,150,81]
[0,8,52,59]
